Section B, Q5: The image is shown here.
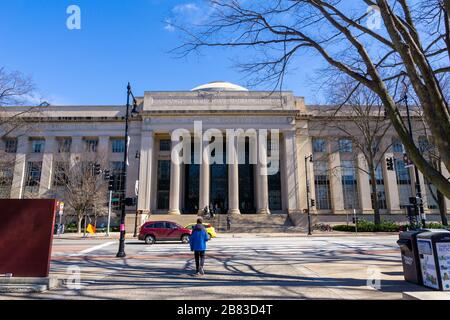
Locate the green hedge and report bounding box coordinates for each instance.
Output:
[332,220,448,232]
[58,223,120,234]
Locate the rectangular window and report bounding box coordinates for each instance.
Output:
[159,140,171,152]
[110,161,125,210]
[25,161,42,188]
[418,136,433,153]
[31,139,45,153]
[57,138,72,153]
[341,160,359,209]
[425,179,439,210]
[312,138,327,153]
[369,165,387,210]
[313,161,331,210]
[392,138,404,153]
[394,158,413,207]
[0,167,13,198]
[53,162,69,187]
[157,160,171,209]
[339,139,353,153]
[111,139,125,153]
[4,138,17,153]
[84,138,98,152]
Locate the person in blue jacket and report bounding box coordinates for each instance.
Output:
[189,217,209,275]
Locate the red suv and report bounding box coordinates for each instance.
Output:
[138,221,192,244]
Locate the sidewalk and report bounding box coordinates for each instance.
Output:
[54,230,400,240]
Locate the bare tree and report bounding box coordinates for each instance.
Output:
[413,107,449,225]
[312,80,392,225]
[53,152,108,234]
[0,67,41,198]
[175,0,450,199]
[0,67,39,138]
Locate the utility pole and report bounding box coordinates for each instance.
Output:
[107,190,112,237]
[404,91,426,228]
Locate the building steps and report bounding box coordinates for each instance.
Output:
[143,213,301,233]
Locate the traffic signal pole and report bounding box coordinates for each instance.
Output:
[404,93,426,228]
[107,190,112,237]
[116,83,132,258]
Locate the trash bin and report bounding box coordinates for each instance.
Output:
[397,229,431,284]
[416,230,450,291]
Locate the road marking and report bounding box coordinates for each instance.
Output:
[54,241,117,257]
[79,241,116,254]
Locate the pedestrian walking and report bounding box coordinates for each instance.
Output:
[189,218,209,276]
[226,214,231,231]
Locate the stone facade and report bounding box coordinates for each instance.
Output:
[1,82,449,225]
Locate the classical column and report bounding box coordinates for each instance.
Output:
[228,133,240,215]
[168,134,181,215]
[98,136,109,161]
[297,133,314,213]
[383,151,402,214]
[10,136,29,199]
[198,138,210,215]
[329,143,345,214]
[39,137,56,197]
[137,131,154,214]
[257,133,270,214]
[70,136,83,165]
[357,153,373,214]
[283,130,300,214]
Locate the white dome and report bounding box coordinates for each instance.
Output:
[191,81,248,92]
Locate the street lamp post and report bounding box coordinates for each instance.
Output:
[305,154,313,236]
[116,82,138,258]
[403,92,426,228]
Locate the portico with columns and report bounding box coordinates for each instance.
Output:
[136,82,302,216]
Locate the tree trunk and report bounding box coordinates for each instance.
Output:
[368,163,381,225]
[437,190,448,226]
[77,213,83,234]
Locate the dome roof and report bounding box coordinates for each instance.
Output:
[191,81,248,92]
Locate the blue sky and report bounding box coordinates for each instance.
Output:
[0,0,324,105]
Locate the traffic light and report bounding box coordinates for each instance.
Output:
[310,199,315,207]
[386,157,394,171]
[108,175,115,191]
[103,169,110,181]
[94,163,101,175]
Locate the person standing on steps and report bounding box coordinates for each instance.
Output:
[189,217,209,276]
[227,214,231,231]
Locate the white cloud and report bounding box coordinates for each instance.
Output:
[172,3,199,14]
[164,2,211,32]
[164,18,176,32]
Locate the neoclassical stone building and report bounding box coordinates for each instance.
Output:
[1,81,449,226]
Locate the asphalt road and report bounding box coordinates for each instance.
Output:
[1,234,428,300]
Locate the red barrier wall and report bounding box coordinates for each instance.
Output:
[0,199,56,277]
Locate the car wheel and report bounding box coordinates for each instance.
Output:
[181,234,190,244]
[145,235,156,245]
